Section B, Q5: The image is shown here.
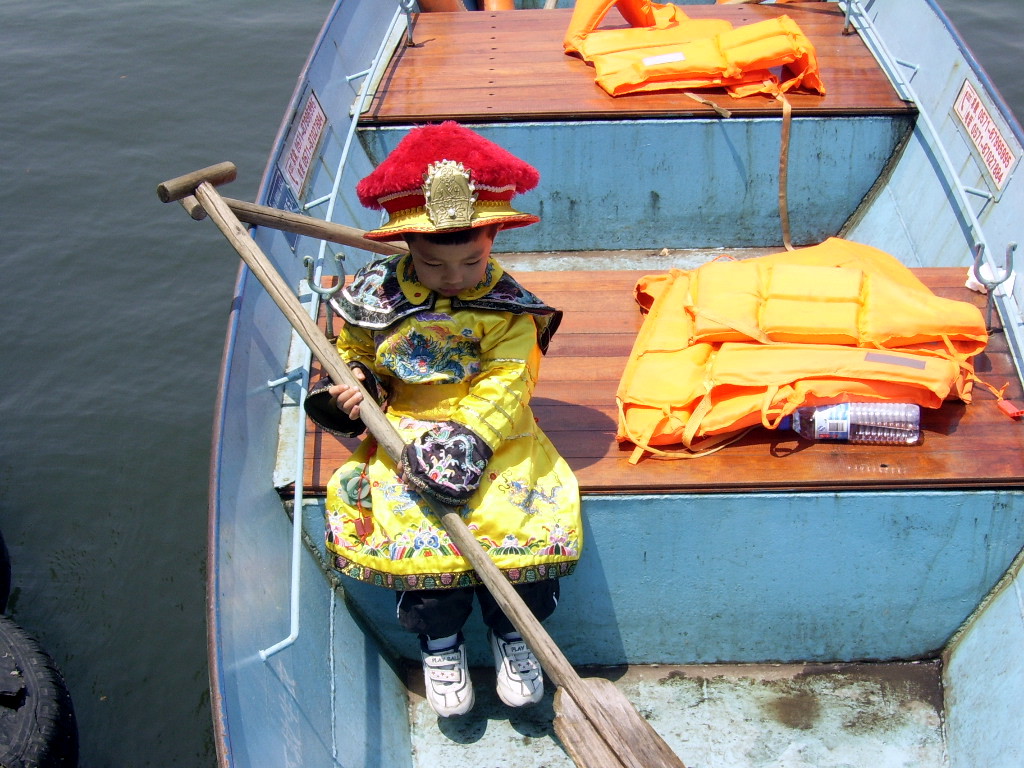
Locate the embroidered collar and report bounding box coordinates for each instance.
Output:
[331,255,562,353]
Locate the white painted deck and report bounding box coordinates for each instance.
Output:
[408,661,947,768]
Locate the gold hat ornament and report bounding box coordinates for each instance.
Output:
[355,121,540,242]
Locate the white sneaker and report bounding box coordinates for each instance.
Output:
[489,630,544,707]
[420,634,474,717]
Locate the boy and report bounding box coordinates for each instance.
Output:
[304,122,582,717]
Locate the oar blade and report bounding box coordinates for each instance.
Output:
[553,678,687,768]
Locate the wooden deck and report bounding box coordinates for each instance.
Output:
[297,266,1024,497]
[363,3,916,124]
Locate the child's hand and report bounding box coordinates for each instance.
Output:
[329,366,366,418]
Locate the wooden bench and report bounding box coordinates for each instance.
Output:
[297,266,1024,497]
[363,3,916,125]
[296,7,1020,496]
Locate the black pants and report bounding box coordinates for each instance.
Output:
[396,579,559,639]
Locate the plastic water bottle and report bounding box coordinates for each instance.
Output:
[780,402,921,445]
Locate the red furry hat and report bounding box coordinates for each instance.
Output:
[356,121,540,242]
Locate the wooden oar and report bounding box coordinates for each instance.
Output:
[158,162,407,257]
[158,167,687,768]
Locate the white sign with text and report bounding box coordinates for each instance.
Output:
[280,92,326,196]
[954,80,1017,191]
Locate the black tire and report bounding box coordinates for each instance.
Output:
[0,527,10,614]
[0,615,78,767]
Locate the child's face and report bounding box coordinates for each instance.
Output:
[406,228,496,297]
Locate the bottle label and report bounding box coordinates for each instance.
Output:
[811,403,851,440]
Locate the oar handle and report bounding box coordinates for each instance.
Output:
[212,196,406,257]
[157,162,238,203]
[159,163,407,257]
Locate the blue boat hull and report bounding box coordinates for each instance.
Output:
[205,1,1024,766]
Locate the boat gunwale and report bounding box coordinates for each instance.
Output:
[922,0,1024,142]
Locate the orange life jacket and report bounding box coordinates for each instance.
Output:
[616,239,989,461]
[565,0,824,98]
[564,0,684,56]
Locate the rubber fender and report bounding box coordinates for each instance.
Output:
[0,615,79,767]
[0,527,9,614]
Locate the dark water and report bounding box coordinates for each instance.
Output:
[0,2,330,765]
[0,1,1019,766]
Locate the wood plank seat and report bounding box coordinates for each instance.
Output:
[363,3,916,124]
[296,266,1024,497]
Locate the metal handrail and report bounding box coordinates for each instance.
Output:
[259,5,408,661]
[842,0,1008,260]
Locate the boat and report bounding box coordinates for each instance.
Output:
[190,1,1024,766]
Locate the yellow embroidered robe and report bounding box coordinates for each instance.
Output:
[314,255,582,590]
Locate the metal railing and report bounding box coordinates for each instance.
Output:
[259,5,408,662]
